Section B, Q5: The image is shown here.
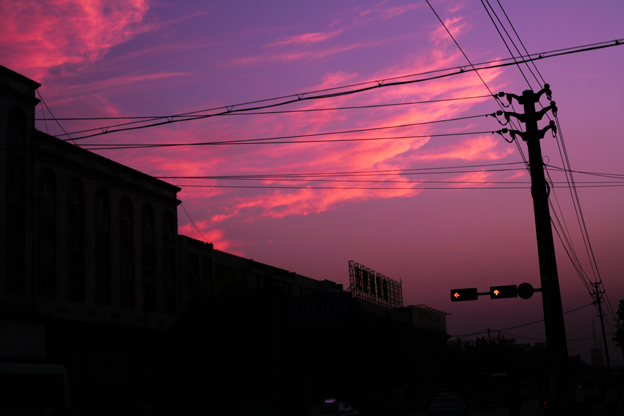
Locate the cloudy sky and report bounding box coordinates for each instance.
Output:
[2,0,623,364]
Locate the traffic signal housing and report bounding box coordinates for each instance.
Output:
[450,288,479,302]
[490,285,518,299]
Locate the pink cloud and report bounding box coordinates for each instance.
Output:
[379,4,422,19]
[356,2,423,23]
[417,136,515,161]
[447,170,496,189]
[224,36,411,68]
[178,222,244,255]
[0,0,152,80]
[266,30,343,48]
[29,5,514,249]
[430,16,471,44]
[119,51,509,227]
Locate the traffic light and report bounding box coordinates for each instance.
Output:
[450,288,478,302]
[490,285,518,299]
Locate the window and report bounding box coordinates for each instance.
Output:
[95,188,110,213]
[96,268,111,305]
[7,156,25,189]
[67,179,85,301]
[69,184,80,204]
[68,269,85,301]
[163,249,174,272]
[7,106,27,142]
[120,197,133,221]
[120,196,135,308]
[145,284,157,312]
[165,288,177,314]
[142,204,154,227]
[36,169,57,296]
[121,237,133,263]
[39,265,56,296]
[162,211,175,241]
[95,188,111,304]
[68,224,83,251]
[96,231,110,258]
[121,281,135,308]
[41,177,52,195]
[143,244,155,270]
[40,216,56,243]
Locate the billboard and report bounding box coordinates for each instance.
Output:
[348,260,403,308]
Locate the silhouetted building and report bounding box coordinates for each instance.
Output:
[1,65,449,415]
[178,234,344,303]
[1,64,182,413]
[1,64,182,331]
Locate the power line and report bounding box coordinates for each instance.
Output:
[36,91,78,146]
[451,303,593,338]
[168,182,623,191]
[33,95,494,121]
[2,112,504,153]
[481,0,533,89]
[180,203,209,244]
[495,0,546,86]
[40,38,623,142]
[426,0,531,175]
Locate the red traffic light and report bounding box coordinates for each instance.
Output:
[450,288,478,302]
[490,285,518,299]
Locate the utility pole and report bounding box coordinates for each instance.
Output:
[592,281,613,381]
[504,85,573,411]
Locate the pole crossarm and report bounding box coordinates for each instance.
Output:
[508,120,557,142]
[502,83,553,105]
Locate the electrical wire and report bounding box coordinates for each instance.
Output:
[36,91,78,146]
[451,303,593,338]
[33,38,623,142]
[495,0,546,86]
[426,0,532,174]
[180,203,209,244]
[481,0,533,89]
[33,95,494,121]
[2,111,504,153]
[479,0,613,326]
[80,130,503,150]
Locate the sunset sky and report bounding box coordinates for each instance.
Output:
[2,0,623,364]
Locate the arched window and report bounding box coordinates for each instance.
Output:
[120,196,135,308]
[5,106,28,294]
[68,178,84,216]
[38,169,57,295]
[7,105,27,143]
[96,188,110,213]
[162,210,176,313]
[142,203,156,311]
[162,211,175,272]
[95,188,111,304]
[120,196,133,227]
[68,178,85,301]
[142,203,155,228]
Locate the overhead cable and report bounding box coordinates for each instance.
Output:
[45,38,624,142]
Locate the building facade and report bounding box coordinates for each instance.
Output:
[1,65,182,336]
